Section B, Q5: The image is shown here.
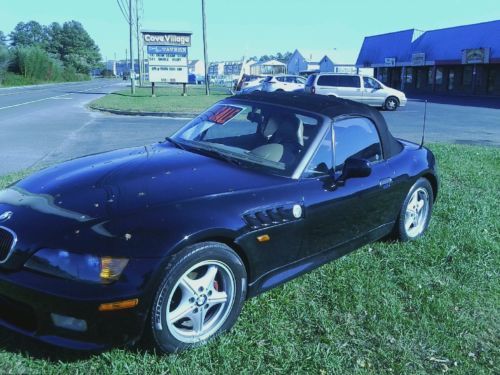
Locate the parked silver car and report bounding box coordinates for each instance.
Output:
[304,73,407,111]
[262,75,306,93]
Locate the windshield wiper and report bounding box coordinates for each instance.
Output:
[165,137,186,150]
[199,146,244,167]
[176,140,282,170]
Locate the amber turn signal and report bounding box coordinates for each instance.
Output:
[257,234,270,242]
[98,298,139,312]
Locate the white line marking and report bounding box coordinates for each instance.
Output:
[0,84,115,110]
[0,93,71,110]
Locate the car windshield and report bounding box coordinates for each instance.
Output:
[172,102,323,177]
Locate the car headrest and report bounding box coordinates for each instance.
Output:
[262,116,280,138]
[247,111,264,124]
[269,114,304,147]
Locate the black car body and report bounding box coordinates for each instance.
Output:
[0,92,438,351]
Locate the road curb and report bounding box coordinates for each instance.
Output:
[89,106,198,118]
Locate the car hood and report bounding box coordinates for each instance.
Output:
[0,143,286,225]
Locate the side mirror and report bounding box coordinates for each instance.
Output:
[327,158,371,190]
[342,157,372,179]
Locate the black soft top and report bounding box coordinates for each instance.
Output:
[229,91,403,159]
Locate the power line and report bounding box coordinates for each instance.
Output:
[116,0,130,24]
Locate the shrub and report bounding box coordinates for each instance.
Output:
[0,46,9,84]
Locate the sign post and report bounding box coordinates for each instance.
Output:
[141,30,192,96]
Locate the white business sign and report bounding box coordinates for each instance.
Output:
[142,32,192,83]
[149,66,189,83]
[412,53,426,66]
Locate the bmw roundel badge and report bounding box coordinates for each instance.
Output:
[0,211,13,222]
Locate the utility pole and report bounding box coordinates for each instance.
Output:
[201,0,210,95]
[135,0,142,86]
[129,0,135,94]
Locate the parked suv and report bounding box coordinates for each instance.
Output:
[235,74,267,94]
[305,73,407,110]
[261,75,306,93]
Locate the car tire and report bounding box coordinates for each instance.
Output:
[384,96,399,111]
[149,242,247,353]
[396,178,434,241]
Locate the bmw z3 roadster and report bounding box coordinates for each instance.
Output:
[0,92,438,353]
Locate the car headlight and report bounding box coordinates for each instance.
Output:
[25,249,129,284]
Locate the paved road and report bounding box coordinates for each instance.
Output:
[0,81,499,176]
[383,99,500,147]
[0,79,186,176]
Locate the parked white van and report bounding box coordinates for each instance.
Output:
[304,73,407,111]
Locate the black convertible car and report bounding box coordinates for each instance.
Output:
[0,92,438,353]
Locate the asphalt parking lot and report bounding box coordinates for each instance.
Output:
[383,98,500,147]
[0,80,498,176]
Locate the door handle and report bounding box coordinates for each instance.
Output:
[379,177,393,188]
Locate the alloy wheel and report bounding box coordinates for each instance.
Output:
[165,260,236,343]
[404,187,430,238]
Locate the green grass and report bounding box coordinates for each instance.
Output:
[0,144,499,374]
[89,85,230,114]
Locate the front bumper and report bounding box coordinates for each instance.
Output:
[0,258,160,351]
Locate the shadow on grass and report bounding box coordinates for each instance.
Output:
[0,327,156,363]
[0,327,97,363]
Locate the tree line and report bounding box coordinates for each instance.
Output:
[0,21,102,86]
[248,52,294,64]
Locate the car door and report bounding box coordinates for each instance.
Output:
[316,75,339,96]
[299,116,402,259]
[275,76,287,90]
[293,76,306,91]
[362,76,386,106]
[337,75,363,103]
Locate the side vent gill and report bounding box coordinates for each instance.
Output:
[243,204,301,230]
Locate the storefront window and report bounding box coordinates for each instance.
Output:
[435,68,443,85]
[488,68,497,93]
[463,66,473,86]
[428,68,434,85]
[417,68,427,89]
[377,68,388,84]
[405,67,413,84]
[448,70,455,90]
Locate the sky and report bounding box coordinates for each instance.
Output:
[1,0,499,64]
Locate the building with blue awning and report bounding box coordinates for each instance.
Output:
[356,20,500,96]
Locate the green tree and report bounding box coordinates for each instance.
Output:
[45,22,64,59]
[0,31,7,46]
[9,21,48,47]
[0,45,10,83]
[255,52,293,64]
[57,21,101,74]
